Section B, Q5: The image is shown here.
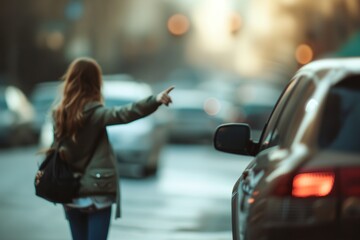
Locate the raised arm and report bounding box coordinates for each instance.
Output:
[94,86,175,126]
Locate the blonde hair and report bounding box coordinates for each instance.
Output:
[54,57,103,141]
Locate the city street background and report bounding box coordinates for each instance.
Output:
[0,1,360,239]
[1,0,359,92]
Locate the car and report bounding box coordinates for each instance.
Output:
[213,58,360,240]
[168,88,237,143]
[199,77,283,141]
[0,84,35,147]
[103,80,169,177]
[233,81,283,140]
[32,75,133,137]
[39,78,169,178]
[30,81,62,138]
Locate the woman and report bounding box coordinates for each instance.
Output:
[43,57,173,240]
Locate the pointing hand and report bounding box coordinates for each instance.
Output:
[156,86,175,106]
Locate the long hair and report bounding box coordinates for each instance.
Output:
[54,57,103,142]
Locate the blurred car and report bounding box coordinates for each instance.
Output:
[198,76,283,140]
[155,67,209,91]
[30,81,62,138]
[168,89,237,143]
[233,81,283,140]
[0,85,35,146]
[32,76,131,136]
[214,58,360,240]
[39,78,168,178]
[103,80,169,177]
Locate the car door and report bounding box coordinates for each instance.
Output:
[237,75,316,239]
[236,78,298,239]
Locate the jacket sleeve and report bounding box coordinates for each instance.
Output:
[93,95,161,126]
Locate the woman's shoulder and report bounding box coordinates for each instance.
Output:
[83,101,108,124]
[83,101,103,112]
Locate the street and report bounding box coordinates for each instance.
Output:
[0,144,251,240]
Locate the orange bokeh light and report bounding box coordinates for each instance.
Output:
[295,44,313,65]
[167,14,190,36]
[229,13,242,34]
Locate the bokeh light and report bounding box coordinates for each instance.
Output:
[46,31,65,51]
[295,44,314,65]
[203,97,221,116]
[167,14,190,36]
[229,13,242,35]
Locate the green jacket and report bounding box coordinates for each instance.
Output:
[59,95,161,218]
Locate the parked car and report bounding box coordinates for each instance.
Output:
[233,81,283,140]
[30,81,62,138]
[198,77,283,141]
[214,58,360,240]
[39,79,168,178]
[168,88,237,143]
[0,85,35,146]
[103,80,169,177]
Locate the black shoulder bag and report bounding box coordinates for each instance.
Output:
[34,141,80,204]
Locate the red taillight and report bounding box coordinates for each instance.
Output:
[340,168,360,197]
[292,171,335,198]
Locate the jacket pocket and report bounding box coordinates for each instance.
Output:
[79,168,117,196]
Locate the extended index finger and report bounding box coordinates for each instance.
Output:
[165,86,175,94]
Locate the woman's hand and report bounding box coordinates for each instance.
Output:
[156,86,175,106]
[35,170,44,186]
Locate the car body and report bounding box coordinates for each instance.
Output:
[30,81,62,138]
[214,58,360,240]
[168,88,237,143]
[0,85,35,146]
[39,78,168,178]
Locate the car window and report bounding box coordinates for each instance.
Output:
[269,76,311,147]
[259,76,316,150]
[259,79,298,150]
[273,79,315,147]
[318,76,360,153]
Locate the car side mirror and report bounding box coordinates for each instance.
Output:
[213,123,255,156]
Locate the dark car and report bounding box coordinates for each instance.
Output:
[0,85,35,146]
[214,58,360,240]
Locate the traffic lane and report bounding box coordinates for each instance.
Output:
[110,144,251,240]
[0,144,251,240]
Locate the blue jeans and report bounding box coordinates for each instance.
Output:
[64,206,112,240]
